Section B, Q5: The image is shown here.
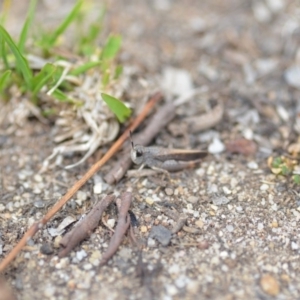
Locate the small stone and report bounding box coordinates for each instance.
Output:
[165,188,174,196]
[53,236,62,248]
[107,219,116,229]
[44,285,55,297]
[257,223,264,230]
[291,241,299,250]
[93,182,102,194]
[226,225,234,232]
[285,65,300,89]
[222,186,232,195]
[247,161,258,169]
[83,263,93,270]
[236,206,243,213]
[260,274,280,296]
[77,190,87,201]
[118,247,132,260]
[40,243,54,255]
[149,225,172,246]
[187,196,198,204]
[208,137,225,154]
[76,249,87,261]
[145,197,154,206]
[147,238,156,247]
[212,195,230,206]
[260,184,269,191]
[34,174,43,182]
[175,275,188,288]
[195,220,204,228]
[140,225,148,233]
[34,200,45,208]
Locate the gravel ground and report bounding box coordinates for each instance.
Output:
[1,0,300,299]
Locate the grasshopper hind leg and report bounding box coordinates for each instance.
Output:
[160,159,201,172]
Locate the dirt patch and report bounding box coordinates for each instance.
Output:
[1,0,300,299]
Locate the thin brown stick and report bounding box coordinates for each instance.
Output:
[104,102,176,184]
[0,92,162,273]
[58,194,115,258]
[100,192,132,266]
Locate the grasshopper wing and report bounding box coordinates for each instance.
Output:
[155,148,207,162]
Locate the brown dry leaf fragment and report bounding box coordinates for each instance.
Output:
[260,274,280,296]
[59,194,115,257]
[100,192,132,266]
[226,138,257,156]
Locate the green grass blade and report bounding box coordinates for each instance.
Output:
[101,93,131,123]
[32,63,56,96]
[46,0,83,48]
[0,69,11,90]
[0,0,11,26]
[0,25,32,89]
[70,61,102,76]
[0,34,9,69]
[18,0,37,54]
[101,35,121,60]
[52,88,72,103]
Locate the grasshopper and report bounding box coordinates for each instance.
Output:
[130,132,207,172]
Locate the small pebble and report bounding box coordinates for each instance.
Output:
[257,223,264,230]
[212,195,230,206]
[149,225,172,246]
[145,197,154,206]
[260,183,269,191]
[260,274,280,296]
[291,241,299,250]
[40,243,54,255]
[83,263,93,270]
[147,238,156,247]
[76,249,87,261]
[93,182,102,194]
[140,225,148,233]
[247,161,258,169]
[34,200,45,208]
[34,174,43,182]
[208,137,225,154]
[165,188,174,196]
[107,219,116,229]
[187,196,198,204]
[195,220,204,228]
[222,186,232,195]
[226,225,234,232]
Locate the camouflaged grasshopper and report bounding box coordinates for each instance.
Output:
[130,132,207,172]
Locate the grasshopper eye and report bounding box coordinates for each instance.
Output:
[136,150,143,157]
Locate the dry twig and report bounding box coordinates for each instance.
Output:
[0,92,162,272]
[59,194,115,257]
[104,102,176,184]
[100,192,132,266]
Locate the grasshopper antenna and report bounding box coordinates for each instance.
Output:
[129,131,134,149]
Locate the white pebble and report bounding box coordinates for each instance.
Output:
[247,161,258,169]
[107,219,116,229]
[208,138,225,154]
[76,249,87,261]
[222,186,232,195]
[226,225,234,232]
[291,241,299,250]
[257,223,264,230]
[93,182,102,194]
[260,183,269,191]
